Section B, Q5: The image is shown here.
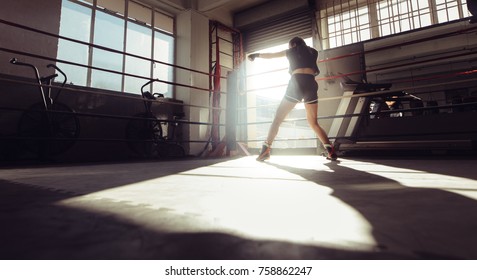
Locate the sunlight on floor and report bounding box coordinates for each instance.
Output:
[8,156,475,253]
[340,159,477,200]
[53,156,377,252]
[1,155,476,258]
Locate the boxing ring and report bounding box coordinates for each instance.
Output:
[239,17,477,156]
[1,16,477,163]
[0,18,240,162]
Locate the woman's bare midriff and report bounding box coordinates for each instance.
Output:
[291,68,316,75]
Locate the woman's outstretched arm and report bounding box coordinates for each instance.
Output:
[248,50,286,61]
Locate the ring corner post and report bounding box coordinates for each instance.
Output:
[226,70,238,156]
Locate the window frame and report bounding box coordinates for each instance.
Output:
[57,0,175,96]
[320,0,471,49]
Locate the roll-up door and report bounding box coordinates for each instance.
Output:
[244,10,312,52]
[235,0,314,52]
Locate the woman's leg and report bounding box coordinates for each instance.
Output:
[266,98,297,145]
[305,102,337,160]
[257,98,296,161]
[304,102,331,145]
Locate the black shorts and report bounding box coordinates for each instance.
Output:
[284,74,318,104]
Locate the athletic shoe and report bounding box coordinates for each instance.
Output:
[324,144,338,161]
[256,144,271,161]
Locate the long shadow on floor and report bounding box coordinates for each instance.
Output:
[2,157,476,260]
[265,159,477,260]
[0,158,229,196]
[0,179,410,260]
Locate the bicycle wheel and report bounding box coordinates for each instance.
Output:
[125,113,163,157]
[18,102,80,156]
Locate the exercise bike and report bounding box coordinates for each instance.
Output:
[125,79,185,159]
[9,58,80,159]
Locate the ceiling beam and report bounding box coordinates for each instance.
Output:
[197,0,233,12]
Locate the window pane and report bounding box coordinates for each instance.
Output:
[437,9,448,23]
[93,10,124,50]
[335,36,342,47]
[401,19,411,32]
[153,32,174,97]
[57,40,90,86]
[379,7,389,19]
[359,14,369,24]
[343,19,351,29]
[91,10,124,91]
[59,1,91,41]
[124,56,150,93]
[402,1,410,13]
[91,49,123,91]
[447,6,460,21]
[124,22,152,94]
[57,0,91,86]
[360,29,371,41]
[462,0,471,17]
[381,23,391,36]
[125,22,152,56]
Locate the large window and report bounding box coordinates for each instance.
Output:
[321,0,472,49]
[436,0,470,23]
[328,5,371,48]
[57,0,175,96]
[377,0,432,36]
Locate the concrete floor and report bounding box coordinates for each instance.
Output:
[1,155,476,260]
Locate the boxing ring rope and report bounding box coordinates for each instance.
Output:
[0,75,223,146]
[239,19,477,148]
[0,19,227,81]
[316,25,477,64]
[240,71,477,143]
[1,16,477,160]
[0,18,235,161]
[237,71,477,112]
[0,46,221,95]
[240,60,477,111]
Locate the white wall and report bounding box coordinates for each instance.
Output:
[175,10,211,155]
